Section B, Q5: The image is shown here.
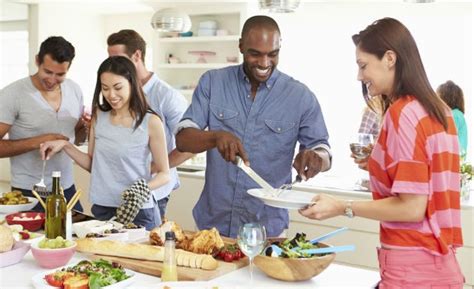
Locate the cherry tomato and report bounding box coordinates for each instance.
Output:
[223,252,234,262]
[233,249,242,259]
[19,231,30,240]
[44,273,64,287]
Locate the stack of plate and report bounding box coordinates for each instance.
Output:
[198,20,217,36]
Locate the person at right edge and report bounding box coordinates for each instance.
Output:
[175,15,331,238]
[437,80,468,159]
[299,18,464,288]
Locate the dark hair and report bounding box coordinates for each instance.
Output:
[353,17,448,129]
[37,36,75,65]
[107,29,146,62]
[241,15,280,39]
[92,56,149,130]
[437,80,465,114]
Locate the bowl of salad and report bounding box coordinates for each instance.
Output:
[254,233,336,281]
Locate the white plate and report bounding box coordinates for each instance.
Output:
[247,188,314,210]
[32,266,136,289]
[0,197,39,214]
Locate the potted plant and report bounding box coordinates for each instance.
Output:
[460,162,473,201]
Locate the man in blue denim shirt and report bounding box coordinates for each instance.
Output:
[107,30,193,220]
[175,16,331,238]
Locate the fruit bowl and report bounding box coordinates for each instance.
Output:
[253,242,336,281]
[31,239,76,269]
[6,212,45,232]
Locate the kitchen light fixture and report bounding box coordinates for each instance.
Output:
[259,0,301,13]
[151,8,192,33]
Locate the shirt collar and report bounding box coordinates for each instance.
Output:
[238,64,279,89]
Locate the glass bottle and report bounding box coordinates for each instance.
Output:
[161,231,178,282]
[45,171,66,239]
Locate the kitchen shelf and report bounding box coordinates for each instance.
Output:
[158,35,240,43]
[152,5,245,104]
[156,63,232,69]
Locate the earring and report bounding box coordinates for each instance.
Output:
[99,93,104,105]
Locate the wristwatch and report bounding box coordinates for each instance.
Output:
[344,200,354,218]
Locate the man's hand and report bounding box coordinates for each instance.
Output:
[37,133,69,145]
[214,131,249,165]
[293,149,323,181]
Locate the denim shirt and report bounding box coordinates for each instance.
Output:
[143,73,188,200]
[177,65,330,238]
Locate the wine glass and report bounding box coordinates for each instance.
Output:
[237,223,266,282]
[350,133,374,190]
[350,133,374,160]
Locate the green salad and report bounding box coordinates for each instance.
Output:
[265,232,324,258]
[60,259,130,288]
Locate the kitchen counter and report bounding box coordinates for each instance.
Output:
[0,250,380,288]
[168,170,474,287]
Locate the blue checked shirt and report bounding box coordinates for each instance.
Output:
[143,73,188,201]
[176,65,330,238]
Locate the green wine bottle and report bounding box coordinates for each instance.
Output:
[45,171,66,239]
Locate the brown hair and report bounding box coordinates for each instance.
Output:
[353,18,448,129]
[107,29,146,62]
[437,80,465,114]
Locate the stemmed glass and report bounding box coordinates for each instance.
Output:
[350,133,374,190]
[237,223,266,282]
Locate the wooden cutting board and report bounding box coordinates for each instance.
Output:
[88,254,248,281]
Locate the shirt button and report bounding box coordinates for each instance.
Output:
[219,113,223,118]
[277,127,281,132]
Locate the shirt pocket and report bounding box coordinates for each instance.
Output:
[209,104,239,131]
[263,119,297,154]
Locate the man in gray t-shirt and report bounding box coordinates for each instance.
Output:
[0,36,88,212]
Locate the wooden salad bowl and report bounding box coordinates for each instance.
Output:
[253,242,335,281]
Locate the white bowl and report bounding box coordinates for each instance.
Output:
[72,220,114,238]
[0,197,39,214]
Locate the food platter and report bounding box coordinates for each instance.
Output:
[31,265,136,289]
[247,188,315,210]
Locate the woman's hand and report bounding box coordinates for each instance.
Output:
[298,194,346,221]
[350,143,373,171]
[40,140,69,160]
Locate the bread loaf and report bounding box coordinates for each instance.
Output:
[75,239,218,270]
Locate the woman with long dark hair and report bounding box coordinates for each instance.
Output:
[40,56,170,230]
[300,18,464,288]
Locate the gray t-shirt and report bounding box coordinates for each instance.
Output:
[0,77,83,190]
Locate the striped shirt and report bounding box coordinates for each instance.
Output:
[368,96,463,255]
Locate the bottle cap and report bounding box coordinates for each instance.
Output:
[52,171,61,177]
[165,231,176,241]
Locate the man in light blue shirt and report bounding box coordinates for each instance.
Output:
[107,30,193,219]
[176,16,331,238]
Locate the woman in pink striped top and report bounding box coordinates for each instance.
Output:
[299,18,464,288]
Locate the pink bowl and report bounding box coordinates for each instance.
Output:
[0,241,31,268]
[31,241,76,268]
